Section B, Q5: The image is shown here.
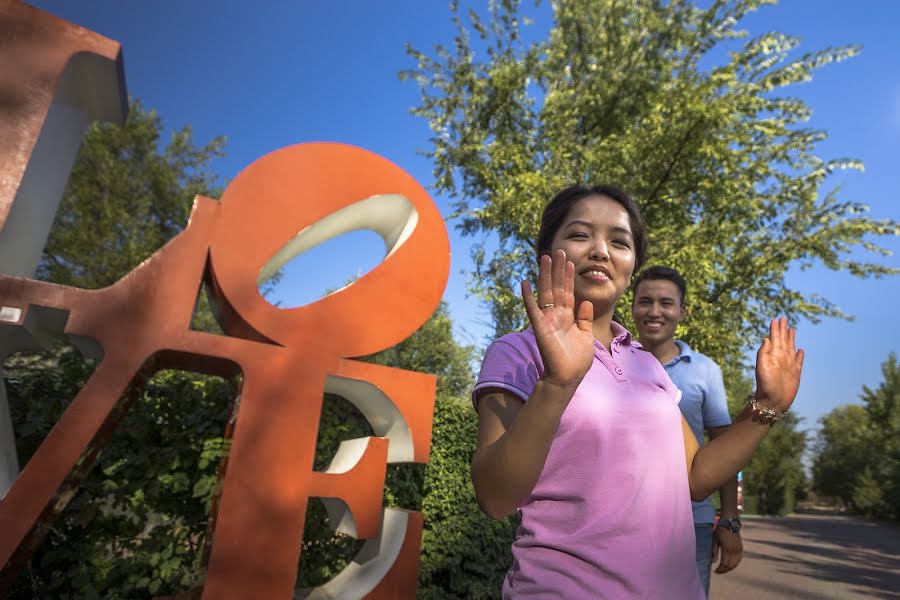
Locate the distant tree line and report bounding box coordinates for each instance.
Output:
[811,353,900,522]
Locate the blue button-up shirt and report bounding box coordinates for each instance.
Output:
[664,340,732,524]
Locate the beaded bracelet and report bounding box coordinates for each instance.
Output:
[747,393,787,425]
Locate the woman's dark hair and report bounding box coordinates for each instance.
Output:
[535,184,648,275]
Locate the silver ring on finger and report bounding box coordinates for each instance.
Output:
[541,303,555,309]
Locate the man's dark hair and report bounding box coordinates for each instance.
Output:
[632,266,687,305]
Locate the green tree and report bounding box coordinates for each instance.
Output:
[38,101,225,289]
[813,353,900,520]
[859,352,900,519]
[404,0,898,373]
[743,412,807,515]
[850,467,889,518]
[811,404,873,506]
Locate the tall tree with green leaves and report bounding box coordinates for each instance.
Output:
[742,412,807,515]
[860,352,900,519]
[404,0,898,374]
[38,101,225,290]
[811,404,873,506]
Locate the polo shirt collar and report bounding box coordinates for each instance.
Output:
[665,339,695,367]
[610,320,638,348]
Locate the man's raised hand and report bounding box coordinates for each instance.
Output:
[754,317,805,412]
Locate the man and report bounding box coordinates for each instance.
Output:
[631,266,742,597]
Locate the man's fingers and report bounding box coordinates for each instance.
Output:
[771,317,784,351]
[715,552,731,573]
[717,551,738,574]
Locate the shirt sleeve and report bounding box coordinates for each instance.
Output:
[659,360,683,405]
[471,338,540,411]
[644,351,683,405]
[702,361,732,427]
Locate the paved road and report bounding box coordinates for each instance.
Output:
[709,514,900,599]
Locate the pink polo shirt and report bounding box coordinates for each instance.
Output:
[473,324,704,599]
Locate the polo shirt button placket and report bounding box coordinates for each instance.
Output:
[615,367,623,375]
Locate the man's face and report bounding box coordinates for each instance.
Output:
[632,279,685,345]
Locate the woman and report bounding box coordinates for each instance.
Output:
[471,184,804,598]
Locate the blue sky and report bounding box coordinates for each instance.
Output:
[31,1,899,439]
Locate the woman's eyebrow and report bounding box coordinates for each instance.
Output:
[610,225,633,238]
[565,221,633,238]
[565,220,594,229]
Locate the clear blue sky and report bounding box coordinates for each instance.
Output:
[31,1,899,440]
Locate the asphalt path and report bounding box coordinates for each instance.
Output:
[709,514,900,599]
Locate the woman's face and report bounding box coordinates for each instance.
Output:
[548,194,636,312]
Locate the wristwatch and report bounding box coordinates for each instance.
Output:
[719,518,742,533]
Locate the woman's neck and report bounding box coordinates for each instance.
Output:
[591,311,616,351]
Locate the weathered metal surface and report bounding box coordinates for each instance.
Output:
[0,0,127,277]
[0,3,449,597]
[0,0,128,507]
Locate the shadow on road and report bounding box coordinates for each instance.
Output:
[711,514,900,599]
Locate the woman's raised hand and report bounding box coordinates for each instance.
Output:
[754,317,805,412]
[521,249,595,389]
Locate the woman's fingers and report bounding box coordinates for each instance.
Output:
[564,259,574,309]
[521,279,542,328]
[537,250,572,309]
[550,249,566,307]
[575,299,594,331]
[537,254,553,308]
[530,250,579,325]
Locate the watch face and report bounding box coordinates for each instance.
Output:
[724,519,742,533]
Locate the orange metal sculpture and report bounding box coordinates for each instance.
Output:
[0,3,450,598]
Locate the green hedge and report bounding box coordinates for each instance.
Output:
[7,344,512,598]
[418,395,515,599]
